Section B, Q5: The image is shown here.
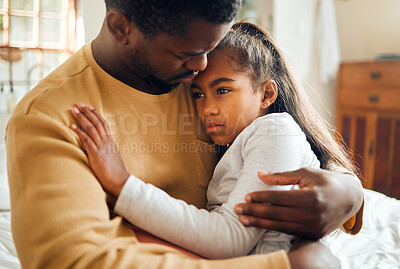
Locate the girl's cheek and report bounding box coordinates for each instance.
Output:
[196,102,204,117]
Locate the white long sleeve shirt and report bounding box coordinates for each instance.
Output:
[114,113,321,259]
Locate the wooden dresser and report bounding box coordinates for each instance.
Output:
[336,60,400,199]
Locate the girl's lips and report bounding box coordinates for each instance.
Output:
[207,124,223,133]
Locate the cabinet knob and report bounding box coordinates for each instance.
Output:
[368,141,374,157]
[368,94,379,103]
[370,71,381,80]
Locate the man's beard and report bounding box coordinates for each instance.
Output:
[130,53,175,91]
[130,52,197,92]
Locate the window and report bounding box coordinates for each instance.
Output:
[0,0,77,112]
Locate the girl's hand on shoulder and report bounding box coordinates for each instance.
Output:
[70,102,130,197]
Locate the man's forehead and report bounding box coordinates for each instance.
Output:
[156,20,232,54]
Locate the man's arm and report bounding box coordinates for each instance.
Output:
[235,168,364,239]
[7,111,292,269]
[288,239,340,269]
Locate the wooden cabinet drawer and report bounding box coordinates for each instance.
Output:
[338,61,400,90]
[336,60,400,199]
[338,89,400,110]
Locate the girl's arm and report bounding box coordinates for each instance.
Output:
[115,114,314,258]
[71,108,308,259]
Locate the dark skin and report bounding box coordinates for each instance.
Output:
[235,169,363,239]
[91,12,152,92]
[288,239,340,269]
[78,8,363,267]
[92,10,229,94]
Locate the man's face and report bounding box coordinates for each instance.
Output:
[127,20,232,89]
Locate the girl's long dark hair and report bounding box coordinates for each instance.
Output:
[216,21,359,176]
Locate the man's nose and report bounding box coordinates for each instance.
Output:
[185,54,208,72]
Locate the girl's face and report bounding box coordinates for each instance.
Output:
[191,50,265,145]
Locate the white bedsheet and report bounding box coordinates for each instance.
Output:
[0,211,19,269]
[327,189,400,269]
[0,189,399,269]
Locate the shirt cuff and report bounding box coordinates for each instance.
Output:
[114,174,142,216]
[342,198,364,235]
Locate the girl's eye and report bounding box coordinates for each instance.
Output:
[192,92,204,99]
[216,88,231,95]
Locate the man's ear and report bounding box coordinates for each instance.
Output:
[260,79,278,110]
[105,9,133,45]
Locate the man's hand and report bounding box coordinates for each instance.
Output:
[234,168,364,239]
[71,103,130,197]
[288,239,340,269]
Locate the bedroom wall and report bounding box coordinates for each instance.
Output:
[252,0,400,124]
[79,0,400,124]
[307,0,400,124]
[336,0,400,61]
[80,0,106,43]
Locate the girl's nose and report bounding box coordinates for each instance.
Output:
[185,54,208,72]
[203,98,219,116]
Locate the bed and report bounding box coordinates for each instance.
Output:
[0,210,19,269]
[1,188,400,269]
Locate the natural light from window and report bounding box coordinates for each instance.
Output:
[0,0,76,113]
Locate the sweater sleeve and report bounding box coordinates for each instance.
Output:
[327,163,364,234]
[114,115,316,259]
[6,111,290,269]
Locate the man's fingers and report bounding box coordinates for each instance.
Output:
[238,216,319,239]
[244,189,316,208]
[258,170,313,187]
[234,203,315,224]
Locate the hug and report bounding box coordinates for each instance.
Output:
[8,0,393,268]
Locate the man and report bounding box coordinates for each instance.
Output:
[6,0,363,268]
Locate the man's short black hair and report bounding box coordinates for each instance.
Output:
[104,0,242,36]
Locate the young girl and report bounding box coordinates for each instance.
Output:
[71,22,357,259]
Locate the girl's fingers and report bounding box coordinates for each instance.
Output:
[76,103,107,138]
[90,107,112,137]
[71,107,102,146]
[70,124,97,153]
